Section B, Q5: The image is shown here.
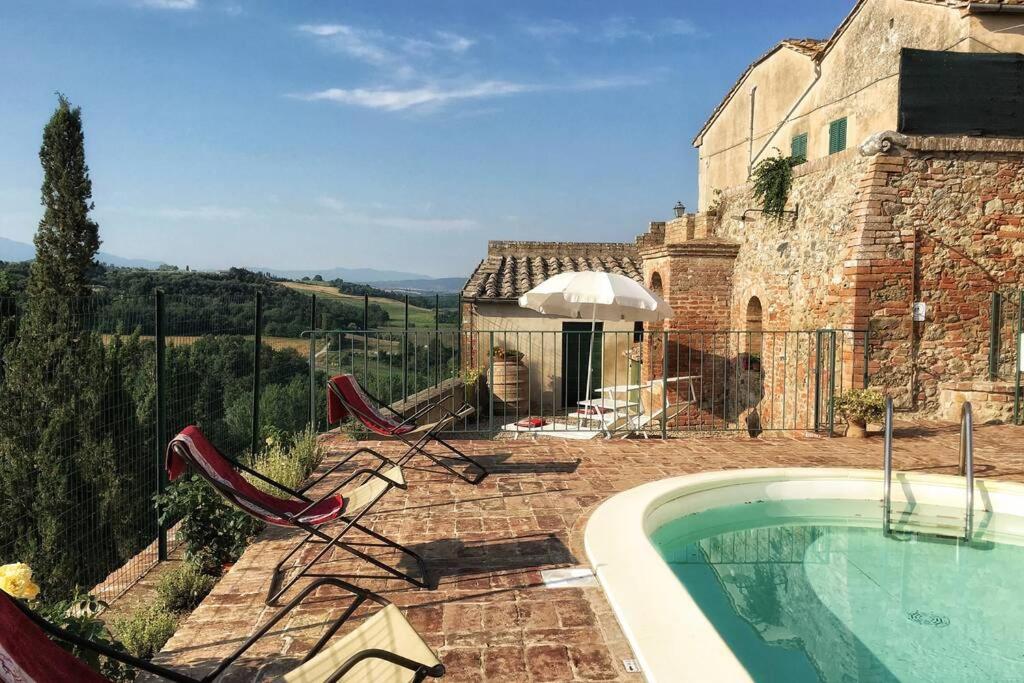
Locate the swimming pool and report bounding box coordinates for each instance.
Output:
[584,469,1024,682]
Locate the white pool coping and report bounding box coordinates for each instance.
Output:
[584,468,1024,683]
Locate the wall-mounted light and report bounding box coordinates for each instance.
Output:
[673,201,686,218]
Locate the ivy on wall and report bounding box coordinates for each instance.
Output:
[752,152,800,220]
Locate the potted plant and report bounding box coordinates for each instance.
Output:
[833,388,885,438]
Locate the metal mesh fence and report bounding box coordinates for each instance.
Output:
[0,291,316,603]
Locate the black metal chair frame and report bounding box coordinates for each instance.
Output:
[167,440,430,606]
[12,577,445,682]
[328,380,487,486]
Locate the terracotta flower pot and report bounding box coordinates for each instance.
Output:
[846,418,868,438]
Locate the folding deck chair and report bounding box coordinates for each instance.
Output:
[1,577,445,682]
[327,374,487,485]
[166,426,430,606]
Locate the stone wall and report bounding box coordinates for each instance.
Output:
[866,137,1024,411]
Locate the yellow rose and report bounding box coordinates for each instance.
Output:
[0,563,40,600]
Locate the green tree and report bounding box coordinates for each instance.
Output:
[0,95,121,597]
[28,94,101,303]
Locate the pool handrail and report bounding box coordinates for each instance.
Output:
[960,401,974,541]
[883,396,894,536]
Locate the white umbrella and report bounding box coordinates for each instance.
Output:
[518,271,673,409]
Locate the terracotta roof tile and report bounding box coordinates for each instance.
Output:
[462,240,643,301]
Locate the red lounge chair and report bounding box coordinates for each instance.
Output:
[0,578,445,682]
[326,375,487,485]
[166,426,429,606]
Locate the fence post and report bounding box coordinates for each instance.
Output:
[363,294,368,331]
[813,331,823,433]
[827,331,837,437]
[1014,289,1022,425]
[435,294,440,388]
[403,295,409,400]
[252,290,263,456]
[862,326,871,389]
[154,290,168,561]
[662,330,669,440]
[990,291,1002,381]
[488,332,495,425]
[308,294,317,431]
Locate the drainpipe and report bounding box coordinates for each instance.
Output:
[967,2,1024,14]
[747,86,757,179]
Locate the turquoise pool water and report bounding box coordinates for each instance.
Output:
[651,499,1024,682]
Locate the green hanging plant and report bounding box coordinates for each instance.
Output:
[751,151,799,220]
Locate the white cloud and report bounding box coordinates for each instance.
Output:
[140,0,197,9]
[297,23,475,80]
[521,19,579,39]
[317,197,477,232]
[296,75,648,112]
[520,15,699,43]
[299,80,530,112]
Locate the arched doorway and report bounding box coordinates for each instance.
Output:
[745,296,763,353]
[650,272,663,298]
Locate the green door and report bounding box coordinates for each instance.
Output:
[562,322,603,409]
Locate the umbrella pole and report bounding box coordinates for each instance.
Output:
[584,304,597,420]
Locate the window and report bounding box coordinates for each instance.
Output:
[791,133,808,164]
[829,117,848,154]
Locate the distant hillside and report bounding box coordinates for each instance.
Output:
[263,266,430,283]
[370,277,466,293]
[0,236,164,269]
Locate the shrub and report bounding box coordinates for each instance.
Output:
[247,427,324,493]
[833,388,886,424]
[155,478,262,575]
[155,563,216,613]
[111,602,178,659]
[35,590,132,681]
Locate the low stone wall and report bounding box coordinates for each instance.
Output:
[390,377,467,429]
[937,380,1019,424]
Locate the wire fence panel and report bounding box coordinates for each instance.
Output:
[311,328,870,437]
[0,295,157,601]
[0,290,321,603]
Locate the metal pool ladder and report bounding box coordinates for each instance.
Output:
[883,398,974,541]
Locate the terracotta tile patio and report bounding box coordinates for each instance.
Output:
[150,423,1024,682]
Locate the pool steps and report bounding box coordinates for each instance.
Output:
[883,399,975,541]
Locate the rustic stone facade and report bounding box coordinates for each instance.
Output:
[637,134,1024,423]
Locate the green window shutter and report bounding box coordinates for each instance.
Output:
[791,133,808,163]
[829,118,847,155]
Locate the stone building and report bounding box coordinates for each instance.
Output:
[641,0,1024,423]
[462,0,1024,427]
[461,241,644,411]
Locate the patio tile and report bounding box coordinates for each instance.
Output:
[147,422,1024,682]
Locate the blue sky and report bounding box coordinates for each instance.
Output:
[0,0,850,278]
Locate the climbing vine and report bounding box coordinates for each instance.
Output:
[751,152,799,220]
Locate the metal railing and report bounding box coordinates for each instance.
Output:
[307,327,871,436]
[882,396,894,536]
[883,398,975,541]
[959,402,975,542]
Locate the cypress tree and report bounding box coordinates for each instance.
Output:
[0,95,118,597]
